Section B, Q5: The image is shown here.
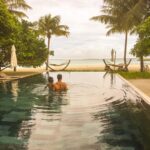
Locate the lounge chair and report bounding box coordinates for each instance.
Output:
[117,59,132,71]
[103,59,132,72]
[103,59,113,71]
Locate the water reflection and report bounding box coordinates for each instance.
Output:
[0,75,47,150]
[11,80,19,102]
[0,73,150,150]
[28,90,69,150]
[0,82,8,94]
[0,74,70,150]
[103,72,116,87]
[35,90,69,114]
[92,88,150,149]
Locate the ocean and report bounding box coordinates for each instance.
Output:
[49,58,150,66]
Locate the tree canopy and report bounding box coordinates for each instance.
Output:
[131,16,150,71]
[131,17,150,57]
[15,20,49,67]
[0,0,18,40]
[0,0,19,66]
[0,1,48,68]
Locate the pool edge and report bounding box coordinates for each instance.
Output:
[0,72,41,83]
[117,73,150,105]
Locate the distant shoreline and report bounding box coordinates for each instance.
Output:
[2,64,140,73]
[49,58,150,65]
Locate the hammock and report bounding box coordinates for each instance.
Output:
[47,60,71,71]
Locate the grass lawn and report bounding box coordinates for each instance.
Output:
[119,71,150,79]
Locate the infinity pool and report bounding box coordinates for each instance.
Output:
[0,72,150,150]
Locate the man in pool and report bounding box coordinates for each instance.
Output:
[54,74,68,91]
[45,76,54,90]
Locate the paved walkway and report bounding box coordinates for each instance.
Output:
[129,79,150,97]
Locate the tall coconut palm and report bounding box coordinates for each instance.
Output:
[38,14,69,70]
[91,0,147,68]
[5,0,31,18]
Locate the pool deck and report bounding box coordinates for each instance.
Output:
[129,79,150,97]
[0,67,45,82]
[118,74,150,104]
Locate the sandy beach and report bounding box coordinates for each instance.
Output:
[2,63,140,72]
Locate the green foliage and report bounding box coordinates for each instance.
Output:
[15,20,49,67]
[0,0,19,66]
[119,71,150,79]
[50,51,54,56]
[137,16,150,37]
[0,18,49,67]
[131,17,150,57]
[0,136,24,145]
[131,39,150,57]
[0,0,18,38]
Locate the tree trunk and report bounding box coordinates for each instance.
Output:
[124,31,128,67]
[14,66,17,72]
[46,37,51,70]
[140,55,144,72]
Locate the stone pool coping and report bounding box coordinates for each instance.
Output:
[0,72,40,83]
[117,73,150,105]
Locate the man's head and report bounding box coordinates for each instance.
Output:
[48,76,54,83]
[57,74,62,81]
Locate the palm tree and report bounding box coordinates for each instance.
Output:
[38,14,69,70]
[91,0,147,69]
[128,0,149,19]
[5,0,31,18]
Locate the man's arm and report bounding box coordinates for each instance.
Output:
[63,82,68,90]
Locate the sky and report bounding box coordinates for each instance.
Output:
[26,0,137,59]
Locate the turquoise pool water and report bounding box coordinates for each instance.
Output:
[0,72,150,150]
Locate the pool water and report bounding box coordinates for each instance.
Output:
[0,72,150,150]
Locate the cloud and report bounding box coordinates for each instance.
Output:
[26,0,137,59]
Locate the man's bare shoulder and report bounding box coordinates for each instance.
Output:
[62,82,68,90]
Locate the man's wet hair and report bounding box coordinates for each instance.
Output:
[48,76,54,83]
[57,74,62,80]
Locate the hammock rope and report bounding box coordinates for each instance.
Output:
[49,62,68,66]
[47,60,71,71]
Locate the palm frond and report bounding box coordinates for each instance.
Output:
[4,0,31,18]
[106,27,119,36]
[9,9,28,18]
[58,25,69,30]
[8,2,31,10]
[38,14,70,38]
[54,29,70,37]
